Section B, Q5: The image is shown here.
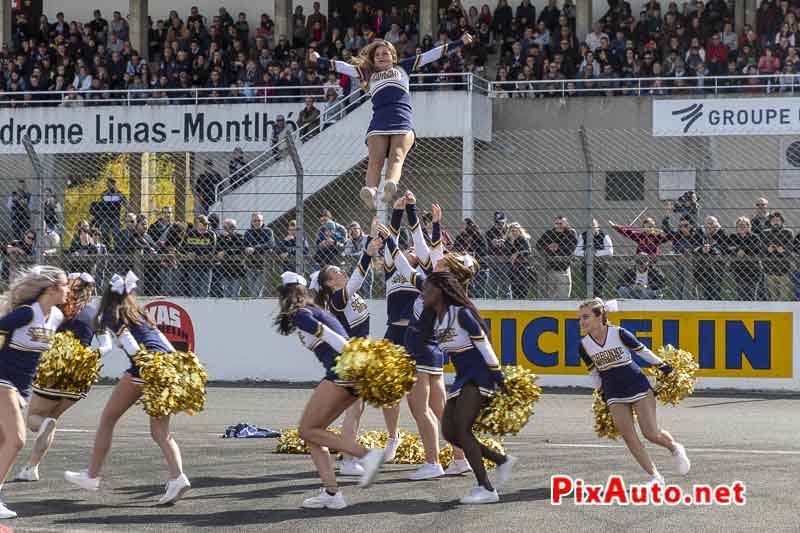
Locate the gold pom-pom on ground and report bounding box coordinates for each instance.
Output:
[439,437,505,469]
[133,350,208,418]
[334,338,417,408]
[473,366,542,436]
[33,332,102,395]
[645,345,699,406]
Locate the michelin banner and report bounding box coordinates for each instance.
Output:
[0,103,300,154]
[99,299,799,391]
[653,97,800,137]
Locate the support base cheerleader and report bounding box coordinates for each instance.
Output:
[276,272,384,510]
[64,272,205,506]
[0,266,68,519]
[578,298,691,486]
[15,273,109,483]
[310,34,473,210]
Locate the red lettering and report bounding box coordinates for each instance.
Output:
[664,486,681,505]
[715,485,730,504]
[603,476,627,505]
[732,482,746,505]
[649,483,663,504]
[630,485,648,504]
[550,476,573,505]
[584,485,603,504]
[694,485,712,505]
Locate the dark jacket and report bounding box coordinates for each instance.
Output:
[620,265,666,292]
[536,228,578,271]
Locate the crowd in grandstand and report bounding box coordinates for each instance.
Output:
[5,0,800,105]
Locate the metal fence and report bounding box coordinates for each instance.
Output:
[1,84,798,301]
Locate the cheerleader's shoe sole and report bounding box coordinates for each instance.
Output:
[358,448,385,488]
[672,443,691,475]
[64,470,100,491]
[0,503,17,519]
[382,181,398,204]
[360,187,378,210]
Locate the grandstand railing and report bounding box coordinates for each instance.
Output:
[488,72,800,97]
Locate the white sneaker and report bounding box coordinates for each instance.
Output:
[384,434,403,463]
[382,181,398,204]
[0,502,16,519]
[358,448,385,488]
[14,464,39,482]
[360,187,378,210]
[672,443,691,475]
[459,486,499,505]
[64,470,100,491]
[35,417,57,447]
[408,462,445,481]
[157,473,191,505]
[493,455,517,494]
[647,473,665,487]
[444,459,473,476]
[338,458,365,476]
[301,488,347,509]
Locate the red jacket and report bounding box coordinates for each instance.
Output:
[706,43,729,65]
[613,225,672,256]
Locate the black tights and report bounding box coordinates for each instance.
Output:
[441,383,507,491]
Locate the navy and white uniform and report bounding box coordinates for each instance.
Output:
[0,301,63,401]
[328,246,373,338]
[317,40,465,139]
[33,302,112,400]
[292,306,353,389]
[579,326,666,405]
[98,314,175,385]
[383,206,424,345]
[432,305,501,399]
[386,204,446,374]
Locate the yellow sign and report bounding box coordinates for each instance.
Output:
[443,310,793,378]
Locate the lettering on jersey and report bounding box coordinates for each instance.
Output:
[372,69,401,82]
[27,327,55,343]
[351,295,368,314]
[592,346,626,367]
[436,327,456,345]
[391,272,410,285]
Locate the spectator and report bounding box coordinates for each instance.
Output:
[279,219,310,271]
[763,211,794,300]
[575,218,613,298]
[617,254,665,299]
[229,147,251,186]
[662,213,703,300]
[243,212,275,297]
[536,215,578,298]
[453,217,488,296]
[727,216,763,301]
[751,197,771,234]
[216,218,245,298]
[321,88,343,129]
[504,222,533,299]
[317,209,347,242]
[3,229,36,281]
[314,221,344,268]
[343,221,373,297]
[195,160,222,215]
[298,97,321,138]
[148,206,173,245]
[272,114,290,158]
[93,178,127,248]
[485,211,509,298]
[7,179,31,239]
[182,215,217,297]
[693,215,727,301]
[158,221,186,297]
[609,217,672,256]
[68,225,97,255]
[42,187,62,234]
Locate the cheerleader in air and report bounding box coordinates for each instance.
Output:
[0,266,68,519]
[419,271,515,504]
[379,194,473,479]
[578,298,690,486]
[311,228,383,476]
[64,272,191,506]
[309,34,473,209]
[15,273,110,482]
[275,272,385,510]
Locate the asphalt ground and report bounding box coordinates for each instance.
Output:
[1,385,798,533]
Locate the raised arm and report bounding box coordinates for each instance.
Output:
[618,328,673,373]
[309,50,364,79]
[293,308,347,353]
[332,238,377,311]
[429,203,445,268]
[405,194,431,269]
[384,231,424,290]
[399,35,471,72]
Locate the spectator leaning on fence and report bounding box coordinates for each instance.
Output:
[751,197,771,234]
[216,218,245,298]
[7,179,31,240]
[575,218,613,298]
[727,216,763,302]
[504,221,533,299]
[243,212,275,297]
[617,253,665,300]
[536,215,578,299]
[763,211,794,301]
[609,216,672,256]
[182,215,217,297]
[693,215,727,301]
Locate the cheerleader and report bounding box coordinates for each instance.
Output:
[578,298,691,485]
[64,271,191,506]
[309,34,473,209]
[275,272,384,510]
[420,272,516,505]
[15,273,110,482]
[0,266,68,519]
[311,232,382,476]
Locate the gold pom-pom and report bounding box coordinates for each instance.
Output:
[133,351,208,418]
[473,366,542,436]
[592,389,622,440]
[645,345,699,406]
[34,332,102,395]
[275,426,343,454]
[439,437,505,469]
[334,338,416,408]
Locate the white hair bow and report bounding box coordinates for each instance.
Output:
[280,271,307,287]
[110,271,138,295]
[456,254,475,269]
[309,271,321,291]
[69,272,95,284]
[604,299,619,313]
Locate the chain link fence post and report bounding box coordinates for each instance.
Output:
[21,135,45,263]
[286,133,304,276]
[578,126,594,300]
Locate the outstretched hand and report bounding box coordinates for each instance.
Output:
[431,203,442,223]
[308,50,320,64]
[393,196,407,210]
[404,191,416,204]
[462,33,473,46]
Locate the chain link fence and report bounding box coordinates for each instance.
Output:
[2,105,798,301]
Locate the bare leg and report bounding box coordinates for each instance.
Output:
[88,374,142,478]
[0,388,26,487]
[26,395,76,467]
[384,133,415,190]
[149,415,183,479]
[429,374,465,461]
[382,403,400,437]
[406,373,439,463]
[634,391,677,452]
[609,402,658,476]
[341,399,364,461]
[365,135,389,189]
